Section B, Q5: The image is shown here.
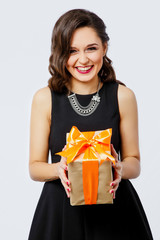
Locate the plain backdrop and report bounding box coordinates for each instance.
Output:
[0,0,159,239]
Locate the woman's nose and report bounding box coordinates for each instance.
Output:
[78,52,89,65]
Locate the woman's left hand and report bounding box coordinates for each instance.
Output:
[110,144,123,199]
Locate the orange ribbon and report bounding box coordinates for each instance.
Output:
[56,126,115,165]
[56,126,115,204]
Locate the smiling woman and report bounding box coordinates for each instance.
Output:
[66,27,107,92]
[28,8,153,240]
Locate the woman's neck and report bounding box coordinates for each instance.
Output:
[69,79,102,95]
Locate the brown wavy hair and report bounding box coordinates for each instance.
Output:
[48,9,125,93]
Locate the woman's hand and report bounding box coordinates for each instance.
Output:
[110,144,123,199]
[57,145,71,198]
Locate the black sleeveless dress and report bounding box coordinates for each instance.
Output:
[28,81,153,240]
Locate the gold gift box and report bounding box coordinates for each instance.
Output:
[56,126,115,206]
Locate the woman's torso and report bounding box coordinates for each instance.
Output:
[49,81,121,163]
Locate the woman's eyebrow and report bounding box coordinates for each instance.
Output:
[87,43,99,47]
[70,43,99,48]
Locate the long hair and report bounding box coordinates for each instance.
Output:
[48,9,125,93]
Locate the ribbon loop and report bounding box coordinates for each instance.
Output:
[56,126,115,165]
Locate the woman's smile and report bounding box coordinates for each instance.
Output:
[75,65,94,74]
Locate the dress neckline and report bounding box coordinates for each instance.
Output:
[70,82,104,97]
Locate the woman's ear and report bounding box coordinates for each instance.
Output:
[103,42,108,56]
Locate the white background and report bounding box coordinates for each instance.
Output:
[0,0,159,239]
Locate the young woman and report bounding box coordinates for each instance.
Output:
[28,9,153,240]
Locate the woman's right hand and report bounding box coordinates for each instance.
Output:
[57,145,71,198]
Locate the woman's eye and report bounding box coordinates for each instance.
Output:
[87,47,97,51]
[69,49,77,54]
[69,47,97,54]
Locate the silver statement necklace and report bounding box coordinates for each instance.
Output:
[67,81,101,116]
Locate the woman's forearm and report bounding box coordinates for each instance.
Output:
[121,157,141,179]
[29,157,140,182]
[29,161,60,182]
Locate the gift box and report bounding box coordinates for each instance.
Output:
[56,126,115,206]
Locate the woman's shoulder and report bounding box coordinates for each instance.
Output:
[117,83,138,116]
[104,81,136,101]
[118,83,136,103]
[32,86,51,106]
[31,87,51,119]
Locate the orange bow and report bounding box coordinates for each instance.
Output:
[56,126,115,165]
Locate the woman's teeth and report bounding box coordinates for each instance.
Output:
[76,66,93,71]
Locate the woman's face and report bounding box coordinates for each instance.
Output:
[66,27,107,85]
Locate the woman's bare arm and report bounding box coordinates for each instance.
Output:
[118,84,141,179]
[29,87,60,182]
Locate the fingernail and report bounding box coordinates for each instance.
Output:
[65,166,68,171]
[110,182,114,186]
[67,187,71,192]
[110,190,114,194]
[66,181,69,185]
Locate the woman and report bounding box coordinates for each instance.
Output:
[28,9,153,240]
